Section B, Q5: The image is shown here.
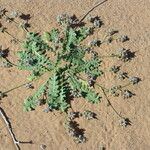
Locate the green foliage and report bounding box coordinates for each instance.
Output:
[17,14,103,112]
[62,26,91,54]
[23,96,38,111]
[23,32,50,54]
[84,58,102,77]
[49,29,60,43]
[68,76,101,103]
[0,8,139,143]
[24,80,49,111]
[85,90,101,104]
[47,72,69,111]
[76,26,91,42]
[18,32,54,80]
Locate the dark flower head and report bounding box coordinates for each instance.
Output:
[122,90,134,99]
[0,7,7,18]
[0,46,9,58]
[119,118,131,127]
[119,35,129,42]
[129,77,141,84]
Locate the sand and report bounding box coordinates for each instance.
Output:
[0,0,150,150]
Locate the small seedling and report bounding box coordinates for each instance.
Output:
[107,37,113,43]
[0,46,17,67]
[43,107,51,113]
[10,39,18,44]
[86,15,102,28]
[87,74,97,87]
[0,8,18,24]
[93,19,102,28]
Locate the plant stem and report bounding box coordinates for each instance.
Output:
[75,74,109,91]
[99,54,119,58]
[101,33,109,44]
[4,14,19,24]
[121,82,131,88]
[4,31,22,43]
[77,0,108,24]
[22,27,28,33]
[3,57,18,67]
[99,86,123,118]
[101,35,120,44]
[4,14,29,33]
[3,81,32,94]
[95,83,109,92]
[117,82,132,92]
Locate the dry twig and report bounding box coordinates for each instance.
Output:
[0,107,20,150]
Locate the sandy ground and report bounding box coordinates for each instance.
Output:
[0,0,150,150]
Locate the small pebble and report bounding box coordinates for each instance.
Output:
[40,144,47,150]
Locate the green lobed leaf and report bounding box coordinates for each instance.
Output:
[85,90,101,104]
[84,58,102,77]
[47,72,69,111]
[49,29,60,43]
[23,79,49,111]
[76,26,91,43]
[23,96,38,111]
